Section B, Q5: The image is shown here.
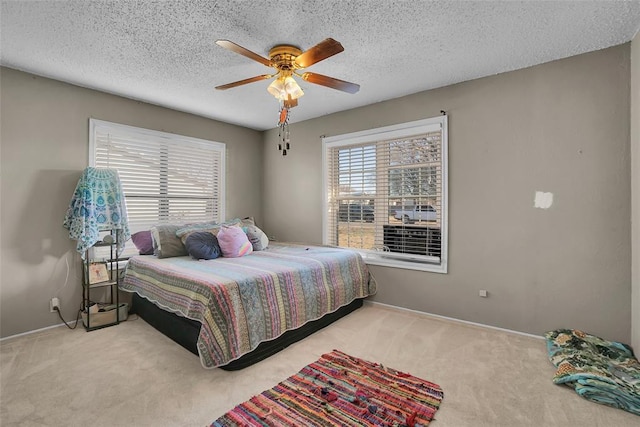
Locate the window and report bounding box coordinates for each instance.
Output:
[89,119,225,257]
[323,116,448,273]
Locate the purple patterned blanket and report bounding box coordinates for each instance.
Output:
[120,243,375,368]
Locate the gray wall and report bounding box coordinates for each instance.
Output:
[0,67,263,338]
[262,45,632,343]
[2,43,634,344]
[632,32,640,353]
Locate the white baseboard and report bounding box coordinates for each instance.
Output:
[364,300,544,340]
[0,320,79,343]
[2,301,543,343]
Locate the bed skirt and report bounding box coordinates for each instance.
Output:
[131,293,364,371]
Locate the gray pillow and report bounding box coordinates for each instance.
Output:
[150,224,188,258]
[245,224,269,251]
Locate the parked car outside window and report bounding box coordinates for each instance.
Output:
[338,204,374,222]
[393,205,437,223]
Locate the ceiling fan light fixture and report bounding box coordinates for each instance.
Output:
[215,38,359,97]
[216,38,359,159]
[267,75,304,102]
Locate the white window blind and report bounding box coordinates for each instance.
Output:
[89,119,225,258]
[323,116,448,273]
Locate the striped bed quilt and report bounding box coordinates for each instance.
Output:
[120,243,375,368]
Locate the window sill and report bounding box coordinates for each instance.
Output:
[360,252,447,274]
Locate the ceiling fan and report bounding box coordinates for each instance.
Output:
[215,38,360,108]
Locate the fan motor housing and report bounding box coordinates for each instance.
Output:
[269,45,302,70]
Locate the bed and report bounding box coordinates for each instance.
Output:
[120,242,375,370]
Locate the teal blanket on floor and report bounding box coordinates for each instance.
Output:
[545,329,640,416]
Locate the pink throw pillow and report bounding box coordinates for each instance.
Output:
[217,225,253,258]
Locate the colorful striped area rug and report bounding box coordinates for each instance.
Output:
[211,350,444,426]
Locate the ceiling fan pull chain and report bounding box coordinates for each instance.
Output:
[278,106,291,156]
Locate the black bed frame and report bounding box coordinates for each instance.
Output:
[130,293,364,370]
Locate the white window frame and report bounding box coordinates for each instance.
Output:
[89,119,226,258]
[322,116,448,273]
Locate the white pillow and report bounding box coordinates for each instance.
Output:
[245,225,269,251]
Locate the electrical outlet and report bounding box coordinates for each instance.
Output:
[50,297,60,312]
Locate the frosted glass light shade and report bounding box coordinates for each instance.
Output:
[283,76,304,99]
[267,76,304,100]
[267,78,286,99]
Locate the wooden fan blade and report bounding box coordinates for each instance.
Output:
[294,38,344,68]
[216,40,272,67]
[215,74,274,90]
[301,72,360,94]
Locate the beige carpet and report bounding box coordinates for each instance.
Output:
[1,303,638,426]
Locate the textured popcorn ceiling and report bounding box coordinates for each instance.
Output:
[2,1,640,131]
